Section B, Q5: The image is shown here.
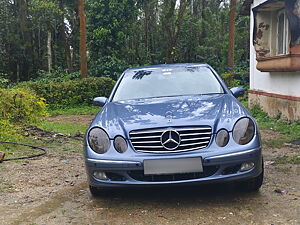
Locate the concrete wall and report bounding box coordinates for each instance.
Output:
[249,92,300,121]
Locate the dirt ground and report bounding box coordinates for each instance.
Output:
[0,115,299,225]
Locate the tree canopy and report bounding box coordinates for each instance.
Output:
[0,0,249,83]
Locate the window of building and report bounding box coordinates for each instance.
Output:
[277,10,290,55]
[252,0,300,72]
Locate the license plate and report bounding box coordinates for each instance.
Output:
[144,157,203,175]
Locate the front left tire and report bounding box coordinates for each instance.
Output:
[89,185,102,197]
[238,160,264,192]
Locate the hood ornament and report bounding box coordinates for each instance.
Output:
[165,111,173,123]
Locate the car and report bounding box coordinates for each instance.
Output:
[84,63,263,196]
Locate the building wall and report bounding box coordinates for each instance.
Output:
[249,0,300,121]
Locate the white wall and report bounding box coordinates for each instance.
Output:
[250,0,300,97]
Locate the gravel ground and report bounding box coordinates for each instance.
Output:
[0,115,299,225]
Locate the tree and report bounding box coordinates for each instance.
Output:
[228,0,237,78]
[162,0,189,63]
[86,0,137,78]
[0,0,251,85]
[79,0,88,78]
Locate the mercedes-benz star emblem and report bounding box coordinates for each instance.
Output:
[160,129,181,150]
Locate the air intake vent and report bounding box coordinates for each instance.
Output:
[129,126,212,153]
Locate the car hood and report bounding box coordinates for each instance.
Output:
[91,94,249,138]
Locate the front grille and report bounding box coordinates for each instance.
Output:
[129,126,212,153]
[128,166,219,182]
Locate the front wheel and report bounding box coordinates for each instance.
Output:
[89,185,102,197]
[238,166,264,192]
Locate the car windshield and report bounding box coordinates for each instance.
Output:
[112,66,224,101]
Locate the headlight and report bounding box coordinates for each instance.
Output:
[216,129,229,147]
[88,127,110,154]
[233,118,255,145]
[114,136,128,153]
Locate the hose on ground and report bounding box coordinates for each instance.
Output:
[0,141,47,162]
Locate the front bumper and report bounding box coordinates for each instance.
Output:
[85,147,263,187]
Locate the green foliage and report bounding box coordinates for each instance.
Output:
[29,0,62,23]
[87,0,137,71]
[38,121,88,135]
[29,0,63,34]
[0,0,79,81]
[0,78,9,88]
[273,156,300,165]
[0,0,251,84]
[0,120,19,141]
[220,72,241,88]
[32,69,80,83]
[0,73,10,88]
[233,62,250,88]
[0,88,46,143]
[250,105,300,147]
[17,77,115,108]
[89,56,128,80]
[0,88,47,124]
[48,105,100,116]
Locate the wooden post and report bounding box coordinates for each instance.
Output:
[79,0,88,78]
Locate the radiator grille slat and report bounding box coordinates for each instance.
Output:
[129,126,212,153]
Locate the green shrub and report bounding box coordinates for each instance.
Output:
[89,56,128,80]
[0,120,20,141]
[0,88,47,124]
[32,69,80,83]
[220,72,241,89]
[0,78,9,88]
[16,77,116,108]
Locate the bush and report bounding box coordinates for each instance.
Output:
[89,56,128,80]
[0,78,9,88]
[220,72,241,89]
[32,69,80,83]
[0,120,19,140]
[16,77,116,108]
[0,88,47,124]
[0,73,10,88]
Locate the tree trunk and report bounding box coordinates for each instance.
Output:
[144,1,149,55]
[228,0,237,79]
[19,0,33,80]
[163,0,188,64]
[60,0,73,73]
[47,30,52,73]
[79,0,88,78]
[162,0,176,63]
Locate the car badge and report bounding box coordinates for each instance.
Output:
[165,111,173,123]
[160,129,181,150]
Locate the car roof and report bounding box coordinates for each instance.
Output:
[125,63,210,72]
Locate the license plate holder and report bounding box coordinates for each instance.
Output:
[144,157,203,175]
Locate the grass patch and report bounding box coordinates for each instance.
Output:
[0,178,15,193]
[250,105,300,147]
[48,105,100,116]
[0,105,90,160]
[38,121,88,135]
[0,126,36,156]
[263,139,286,148]
[273,155,300,165]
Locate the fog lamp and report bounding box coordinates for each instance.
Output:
[240,162,255,172]
[93,171,108,180]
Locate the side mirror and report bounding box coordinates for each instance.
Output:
[93,97,107,107]
[230,87,245,98]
